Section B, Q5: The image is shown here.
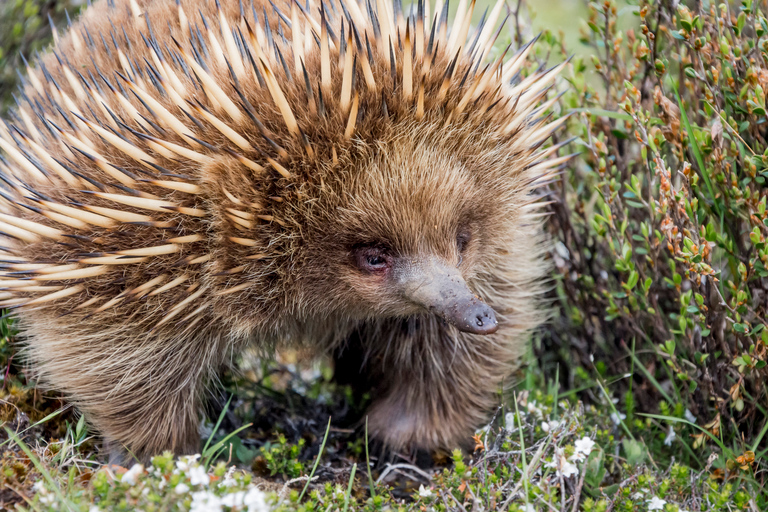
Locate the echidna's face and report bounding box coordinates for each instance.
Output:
[301,133,510,335]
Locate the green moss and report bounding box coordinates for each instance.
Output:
[0,0,84,113]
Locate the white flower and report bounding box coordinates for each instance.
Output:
[89,506,101,512]
[176,454,201,472]
[610,411,627,425]
[684,409,697,424]
[522,504,537,512]
[505,412,516,429]
[526,401,544,419]
[189,465,210,486]
[560,460,579,478]
[39,493,57,505]
[647,496,666,510]
[541,420,560,433]
[221,491,245,507]
[244,487,269,512]
[219,466,237,488]
[121,464,144,485]
[664,425,676,446]
[190,490,222,512]
[32,480,46,493]
[175,483,190,494]
[418,484,433,498]
[545,448,579,478]
[574,437,596,457]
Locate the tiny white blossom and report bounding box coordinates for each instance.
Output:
[545,448,579,478]
[664,425,676,446]
[560,460,578,478]
[522,504,537,512]
[569,452,586,463]
[89,506,101,512]
[175,483,190,494]
[176,454,201,472]
[684,409,697,424]
[39,493,57,505]
[541,420,560,433]
[610,411,627,425]
[121,464,144,485]
[526,400,544,419]
[189,465,210,486]
[647,496,667,510]
[418,484,433,498]
[190,490,222,512]
[221,491,245,507]
[244,487,269,512]
[631,491,645,500]
[219,466,237,488]
[32,480,46,493]
[505,412,516,429]
[574,437,596,457]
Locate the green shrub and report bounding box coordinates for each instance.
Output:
[0,0,83,114]
[545,0,768,461]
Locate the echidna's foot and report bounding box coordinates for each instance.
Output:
[364,395,473,455]
[103,438,137,467]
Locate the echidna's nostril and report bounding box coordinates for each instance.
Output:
[456,300,498,335]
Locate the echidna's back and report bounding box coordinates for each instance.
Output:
[0,0,291,327]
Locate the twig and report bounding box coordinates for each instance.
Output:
[570,463,586,512]
[280,475,318,498]
[375,463,432,484]
[443,489,469,512]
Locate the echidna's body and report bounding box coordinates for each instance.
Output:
[0,0,566,461]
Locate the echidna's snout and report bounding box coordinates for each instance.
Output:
[394,257,498,335]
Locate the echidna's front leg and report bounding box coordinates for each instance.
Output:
[21,315,227,464]
[360,315,521,453]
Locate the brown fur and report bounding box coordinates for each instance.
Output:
[0,0,565,462]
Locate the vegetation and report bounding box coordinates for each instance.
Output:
[0,0,83,114]
[2,0,768,510]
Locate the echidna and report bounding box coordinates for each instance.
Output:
[0,0,568,463]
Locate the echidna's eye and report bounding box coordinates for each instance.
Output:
[367,255,386,266]
[353,246,391,272]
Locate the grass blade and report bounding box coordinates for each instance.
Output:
[299,416,331,501]
[342,463,357,512]
[365,416,376,498]
[202,422,253,468]
[202,394,234,455]
[5,427,77,511]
